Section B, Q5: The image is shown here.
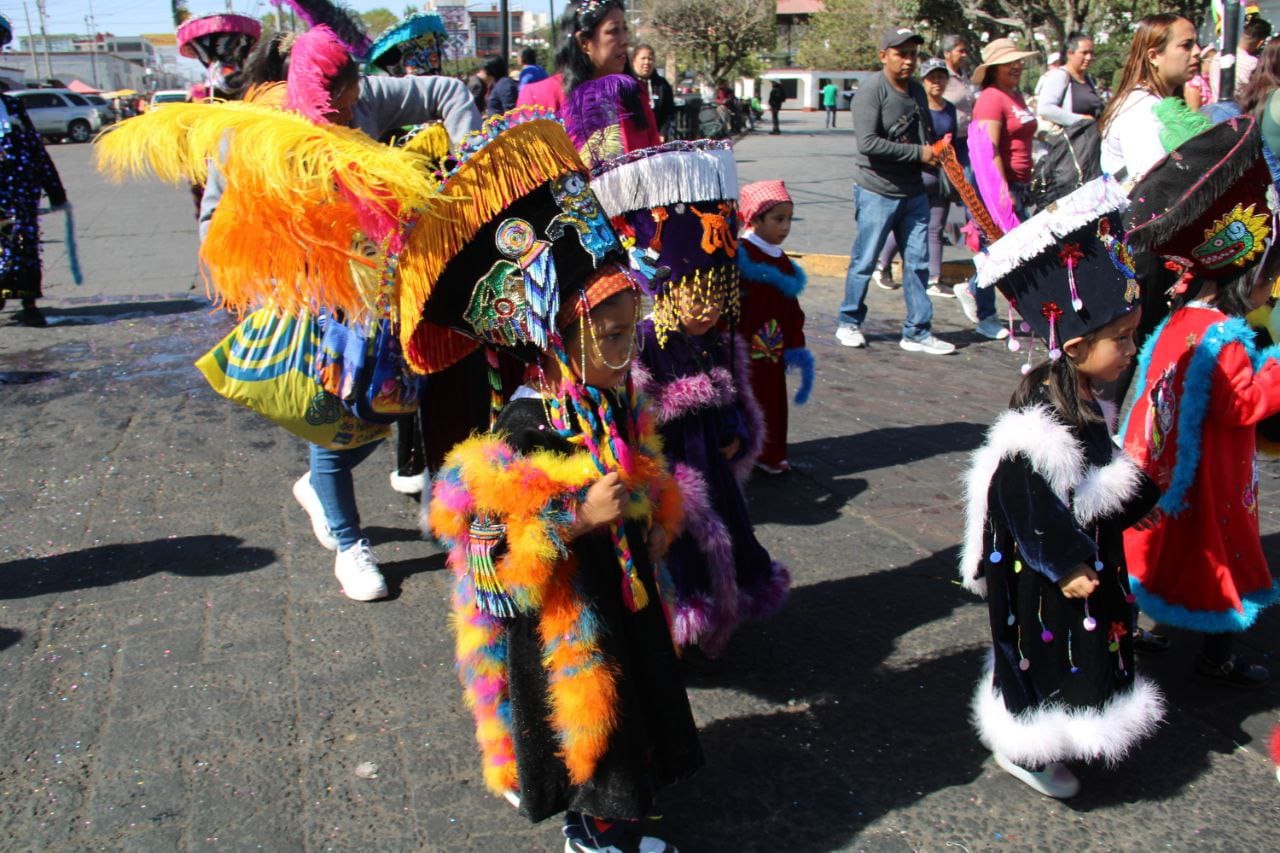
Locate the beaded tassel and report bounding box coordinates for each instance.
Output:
[1038,598,1054,643]
[546,335,648,612]
[467,517,517,619]
[1082,597,1097,631]
[1108,621,1127,674]
[485,347,504,430]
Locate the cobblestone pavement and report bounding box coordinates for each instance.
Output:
[1,134,1278,851]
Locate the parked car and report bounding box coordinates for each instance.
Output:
[7,88,103,142]
[150,89,190,107]
[82,93,117,125]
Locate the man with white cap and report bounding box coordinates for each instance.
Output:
[837,26,955,355]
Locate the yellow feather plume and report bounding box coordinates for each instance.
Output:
[94,101,442,219]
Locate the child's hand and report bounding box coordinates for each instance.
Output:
[1132,506,1165,531]
[1058,565,1100,599]
[574,472,627,535]
[720,437,741,460]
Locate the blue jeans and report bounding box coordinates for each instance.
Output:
[309,440,383,550]
[840,186,933,341]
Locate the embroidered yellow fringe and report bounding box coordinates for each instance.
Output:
[398,118,588,369]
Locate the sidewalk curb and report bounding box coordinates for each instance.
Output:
[786,252,975,283]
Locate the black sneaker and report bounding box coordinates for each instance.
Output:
[563,812,676,853]
[1195,653,1269,688]
[1132,627,1171,655]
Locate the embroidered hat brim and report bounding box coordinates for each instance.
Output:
[1125,115,1274,280]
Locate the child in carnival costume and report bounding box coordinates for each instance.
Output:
[736,180,813,475]
[418,112,700,852]
[1121,115,1280,688]
[961,177,1166,799]
[591,141,790,656]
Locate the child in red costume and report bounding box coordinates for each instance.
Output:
[737,180,813,474]
[1120,117,1280,688]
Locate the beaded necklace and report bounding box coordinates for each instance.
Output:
[543,332,649,611]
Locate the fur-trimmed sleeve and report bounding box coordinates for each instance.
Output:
[730,330,766,482]
[632,394,684,543]
[429,433,600,613]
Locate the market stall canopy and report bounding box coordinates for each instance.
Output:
[67,79,101,94]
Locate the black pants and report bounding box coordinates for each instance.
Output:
[770,108,780,133]
[825,106,837,127]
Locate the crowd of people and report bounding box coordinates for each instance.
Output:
[11,0,1280,846]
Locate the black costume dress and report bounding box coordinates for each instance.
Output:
[961,394,1165,767]
[434,395,702,823]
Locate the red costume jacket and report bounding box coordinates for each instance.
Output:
[1122,305,1280,631]
[737,237,809,468]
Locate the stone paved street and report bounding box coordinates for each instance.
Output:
[1,119,1278,851]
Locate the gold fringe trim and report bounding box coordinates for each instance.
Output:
[398,118,587,365]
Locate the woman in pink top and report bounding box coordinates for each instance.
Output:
[968,38,1039,229]
[517,70,566,111]
[957,38,1038,338]
[519,0,658,166]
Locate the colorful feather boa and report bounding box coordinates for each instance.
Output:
[428,407,682,795]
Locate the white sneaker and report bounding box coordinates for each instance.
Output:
[955,280,980,324]
[872,267,899,290]
[926,282,955,298]
[334,540,388,601]
[293,474,339,551]
[389,469,427,496]
[899,334,956,355]
[835,324,867,348]
[975,317,1010,340]
[994,753,1080,799]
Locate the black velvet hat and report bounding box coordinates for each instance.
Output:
[402,109,631,372]
[976,177,1139,360]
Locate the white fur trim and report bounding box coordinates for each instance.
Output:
[1071,454,1142,527]
[960,404,1145,595]
[960,405,1083,596]
[974,177,1130,288]
[972,658,1166,767]
[590,144,739,217]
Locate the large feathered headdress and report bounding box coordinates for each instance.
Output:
[271,0,371,60]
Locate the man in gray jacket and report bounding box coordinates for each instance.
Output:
[837,27,954,354]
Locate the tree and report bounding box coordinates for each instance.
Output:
[360,8,400,38]
[797,0,901,71]
[647,0,775,82]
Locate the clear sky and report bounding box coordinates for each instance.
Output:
[0,2,426,40]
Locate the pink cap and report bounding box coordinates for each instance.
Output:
[739,180,791,226]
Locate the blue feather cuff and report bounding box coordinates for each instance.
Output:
[784,347,814,405]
